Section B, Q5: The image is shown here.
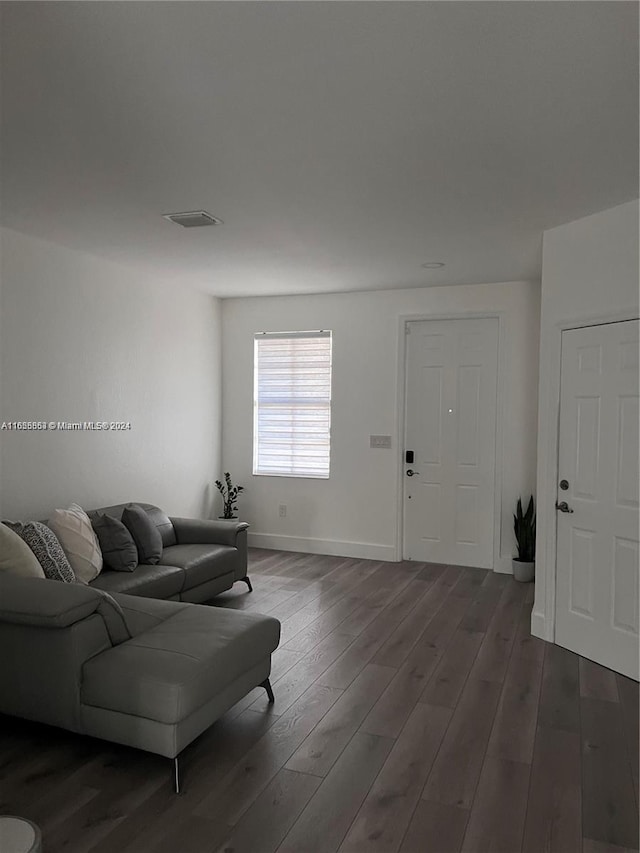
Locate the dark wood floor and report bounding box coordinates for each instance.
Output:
[1,550,638,853]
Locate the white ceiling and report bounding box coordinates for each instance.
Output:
[1,2,637,298]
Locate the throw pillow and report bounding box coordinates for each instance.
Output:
[48,502,103,584]
[4,521,76,583]
[0,522,45,578]
[91,513,138,573]
[121,504,162,565]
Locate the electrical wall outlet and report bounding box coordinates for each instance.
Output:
[278,504,287,518]
[370,434,392,449]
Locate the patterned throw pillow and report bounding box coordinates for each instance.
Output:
[4,521,76,583]
[48,503,103,584]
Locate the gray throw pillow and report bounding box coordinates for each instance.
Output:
[91,513,138,573]
[121,504,162,565]
[5,521,76,583]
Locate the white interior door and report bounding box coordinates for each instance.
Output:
[403,317,498,569]
[555,320,639,681]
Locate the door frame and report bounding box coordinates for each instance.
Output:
[538,310,640,644]
[395,311,506,570]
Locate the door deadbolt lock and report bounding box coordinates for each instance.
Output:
[559,479,569,491]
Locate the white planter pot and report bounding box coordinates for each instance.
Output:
[512,559,535,583]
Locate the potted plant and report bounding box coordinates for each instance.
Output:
[215,472,245,520]
[513,495,536,582]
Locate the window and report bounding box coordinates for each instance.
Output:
[253,331,332,478]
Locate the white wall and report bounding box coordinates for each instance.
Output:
[222,281,540,569]
[0,227,222,520]
[533,200,639,641]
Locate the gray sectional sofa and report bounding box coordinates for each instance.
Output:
[0,504,281,791]
[86,502,253,601]
[0,574,280,791]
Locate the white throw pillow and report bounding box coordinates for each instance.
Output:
[0,522,45,578]
[48,503,103,584]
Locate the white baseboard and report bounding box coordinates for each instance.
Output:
[494,556,514,575]
[530,609,551,642]
[247,532,397,562]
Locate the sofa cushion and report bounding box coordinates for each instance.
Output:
[5,521,75,583]
[160,544,237,591]
[48,503,103,584]
[81,605,281,724]
[91,513,138,573]
[0,523,45,578]
[111,592,192,638]
[90,564,184,598]
[122,504,162,565]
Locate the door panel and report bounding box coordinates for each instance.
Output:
[574,396,600,498]
[455,484,479,545]
[616,397,639,507]
[577,343,602,373]
[403,317,498,568]
[421,367,443,464]
[420,483,442,541]
[457,366,481,466]
[555,319,639,680]
[613,537,639,634]
[569,527,595,617]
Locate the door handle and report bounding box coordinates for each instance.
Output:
[555,501,574,513]
[406,469,420,477]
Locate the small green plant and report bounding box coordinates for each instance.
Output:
[215,472,245,519]
[514,495,536,562]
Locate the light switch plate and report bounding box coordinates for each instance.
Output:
[370,434,392,449]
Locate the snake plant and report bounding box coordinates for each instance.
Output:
[514,496,536,562]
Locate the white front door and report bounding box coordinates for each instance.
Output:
[403,317,499,569]
[555,320,639,681]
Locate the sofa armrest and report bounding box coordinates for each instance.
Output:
[0,575,100,628]
[0,574,130,644]
[169,517,249,548]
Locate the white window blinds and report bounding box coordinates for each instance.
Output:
[253,331,332,478]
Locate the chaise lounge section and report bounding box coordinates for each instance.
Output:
[0,573,280,791]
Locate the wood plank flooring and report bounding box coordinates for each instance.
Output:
[0,549,638,853]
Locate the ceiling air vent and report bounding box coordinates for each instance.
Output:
[162,210,223,228]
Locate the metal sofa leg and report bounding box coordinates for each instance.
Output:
[260,678,275,703]
[173,756,181,794]
[241,576,253,592]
